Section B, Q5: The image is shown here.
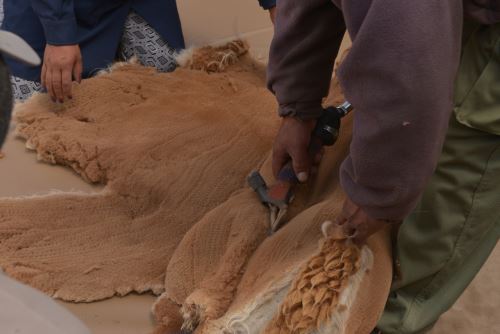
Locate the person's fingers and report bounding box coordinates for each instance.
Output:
[41,62,47,89]
[313,147,325,165]
[52,69,64,103]
[354,219,387,245]
[290,145,311,182]
[272,145,289,178]
[45,69,56,102]
[73,57,83,83]
[352,233,367,246]
[341,218,357,236]
[336,199,354,226]
[342,219,367,245]
[62,69,73,100]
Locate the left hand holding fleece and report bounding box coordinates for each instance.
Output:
[337,198,391,245]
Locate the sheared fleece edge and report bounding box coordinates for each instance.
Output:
[203,246,373,334]
[0,189,107,201]
[203,267,301,333]
[317,246,373,334]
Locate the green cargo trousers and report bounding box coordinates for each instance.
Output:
[377,22,500,334]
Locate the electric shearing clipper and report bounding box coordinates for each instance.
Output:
[248,101,352,234]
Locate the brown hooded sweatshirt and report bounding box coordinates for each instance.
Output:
[267,0,500,220]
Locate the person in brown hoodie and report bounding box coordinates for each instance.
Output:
[267,0,500,333]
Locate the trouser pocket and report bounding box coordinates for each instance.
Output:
[454,22,500,135]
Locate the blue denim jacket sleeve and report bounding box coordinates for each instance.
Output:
[30,0,78,45]
[259,0,277,9]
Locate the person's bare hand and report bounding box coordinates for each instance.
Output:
[269,6,276,24]
[272,117,317,182]
[41,44,82,103]
[336,198,392,245]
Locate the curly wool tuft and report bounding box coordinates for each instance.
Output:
[177,40,249,73]
[264,225,361,333]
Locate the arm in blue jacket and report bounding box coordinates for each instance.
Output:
[31,0,78,45]
[259,0,276,10]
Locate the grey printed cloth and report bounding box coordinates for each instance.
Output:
[10,10,178,101]
[119,11,178,73]
[10,77,42,101]
[0,0,3,24]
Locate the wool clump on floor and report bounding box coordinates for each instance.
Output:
[0,41,393,334]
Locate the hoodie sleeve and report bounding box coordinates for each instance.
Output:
[267,0,346,120]
[267,0,464,220]
[337,0,463,220]
[31,0,78,45]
